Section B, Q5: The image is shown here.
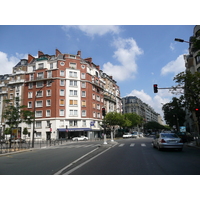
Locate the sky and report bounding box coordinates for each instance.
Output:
[0,25,194,121]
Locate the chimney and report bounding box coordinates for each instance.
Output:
[84,57,92,63]
[28,54,35,63]
[56,49,62,56]
[77,50,81,57]
[38,51,44,57]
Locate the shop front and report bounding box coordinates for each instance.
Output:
[57,128,92,139]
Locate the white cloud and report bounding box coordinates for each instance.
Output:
[170,42,175,51]
[0,52,27,75]
[103,37,143,81]
[161,54,185,76]
[127,89,173,122]
[62,25,121,37]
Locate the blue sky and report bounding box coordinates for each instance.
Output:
[0,25,194,120]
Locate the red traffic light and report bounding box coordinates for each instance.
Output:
[153,84,158,93]
[102,107,106,116]
[195,108,199,111]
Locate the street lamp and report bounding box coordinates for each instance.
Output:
[32,80,53,148]
[174,38,192,44]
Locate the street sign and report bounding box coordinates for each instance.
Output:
[90,121,95,126]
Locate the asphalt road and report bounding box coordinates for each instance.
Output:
[0,137,200,175]
[68,137,200,175]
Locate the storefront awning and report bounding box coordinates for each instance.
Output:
[57,128,92,132]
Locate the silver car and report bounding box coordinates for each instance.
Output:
[152,133,183,151]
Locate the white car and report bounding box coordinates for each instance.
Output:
[123,133,132,138]
[132,131,139,138]
[72,136,88,141]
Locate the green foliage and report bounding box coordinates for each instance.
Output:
[173,71,200,112]
[4,127,12,135]
[124,113,144,128]
[3,97,34,128]
[144,121,165,130]
[23,127,29,135]
[162,96,186,128]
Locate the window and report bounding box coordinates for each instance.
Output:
[59,120,64,127]
[69,80,77,87]
[97,113,100,118]
[47,71,52,78]
[93,94,95,100]
[93,103,96,109]
[46,100,51,106]
[29,74,34,81]
[69,100,78,106]
[69,120,78,127]
[82,91,86,97]
[82,110,86,117]
[36,121,42,128]
[36,81,44,88]
[28,102,32,108]
[37,72,44,79]
[59,109,65,116]
[46,90,51,96]
[195,55,200,65]
[28,92,32,98]
[81,73,85,79]
[46,80,53,86]
[69,62,77,69]
[60,99,64,106]
[50,63,53,69]
[10,94,13,99]
[97,104,100,110]
[36,101,43,107]
[38,63,44,69]
[60,70,65,76]
[82,82,86,88]
[35,111,42,117]
[69,90,77,96]
[35,132,41,138]
[60,89,65,96]
[69,110,78,116]
[36,91,43,97]
[96,95,100,101]
[60,80,65,86]
[28,83,33,89]
[82,120,86,127]
[46,110,51,117]
[69,71,77,78]
[82,101,86,107]
[93,112,96,118]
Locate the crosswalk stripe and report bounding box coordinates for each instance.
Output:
[141,144,146,147]
[119,144,124,147]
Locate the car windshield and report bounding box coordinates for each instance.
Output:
[161,133,178,138]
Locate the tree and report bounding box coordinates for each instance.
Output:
[162,96,186,131]
[123,113,144,129]
[173,71,200,145]
[3,97,34,138]
[144,121,166,132]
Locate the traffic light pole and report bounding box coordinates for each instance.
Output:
[103,117,107,145]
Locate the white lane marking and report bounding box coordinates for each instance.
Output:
[119,144,124,147]
[141,143,146,147]
[130,143,135,147]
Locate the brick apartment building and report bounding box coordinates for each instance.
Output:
[0,49,122,140]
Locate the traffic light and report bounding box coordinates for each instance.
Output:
[195,108,200,117]
[102,107,106,117]
[153,84,158,93]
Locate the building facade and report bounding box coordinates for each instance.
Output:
[183,25,200,133]
[0,49,122,141]
[122,96,159,123]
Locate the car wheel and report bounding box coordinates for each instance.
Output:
[152,142,156,148]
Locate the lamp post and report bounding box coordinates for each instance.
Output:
[174,38,192,44]
[32,80,53,148]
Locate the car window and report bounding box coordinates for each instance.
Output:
[162,133,178,138]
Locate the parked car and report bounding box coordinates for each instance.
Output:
[139,132,144,137]
[132,131,139,138]
[152,133,183,151]
[123,133,132,139]
[11,138,26,143]
[72,136,88,141]
[176,132,194,143]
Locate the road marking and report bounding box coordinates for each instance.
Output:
[119,144,124,147]
[141,143,146,147]
[130,143,135,147]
